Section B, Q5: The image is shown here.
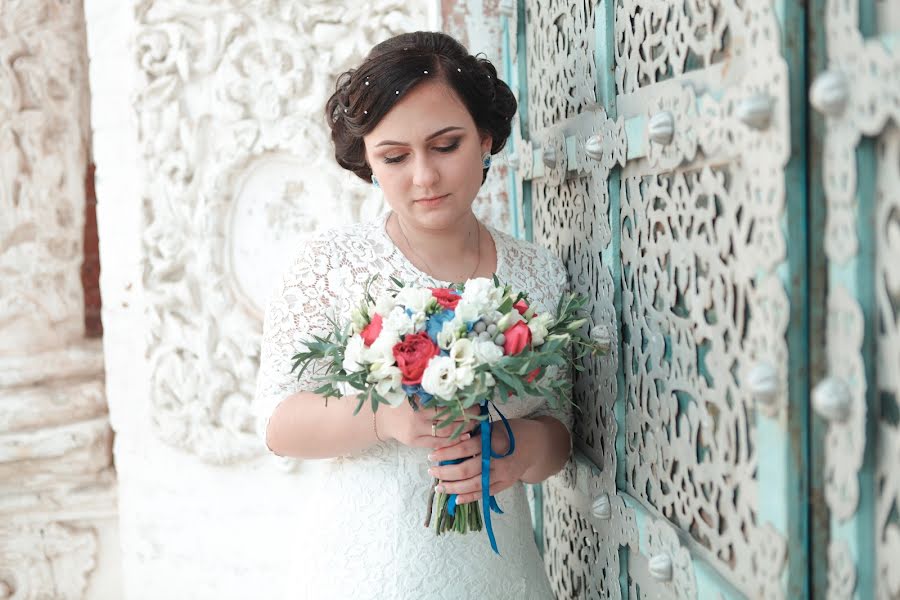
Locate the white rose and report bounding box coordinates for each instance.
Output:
[449,338,476,366]
[455,364,475,388]
[394,287,434,313]
[421,356,457,400]
[343,335,366,372]
[472,339,503,365]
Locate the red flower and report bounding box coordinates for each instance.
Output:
[392,332,440,385]
[360,313,383,347]
[431,287,460,310]
[513,300,530,315]
[526,368,541,383]
[503,321,532,356]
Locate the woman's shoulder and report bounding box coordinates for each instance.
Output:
[491,226,564,273]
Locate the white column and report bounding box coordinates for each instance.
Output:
[0,1,119,598]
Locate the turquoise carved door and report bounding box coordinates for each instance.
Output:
[809,1,900,598]
[497,1,810,597]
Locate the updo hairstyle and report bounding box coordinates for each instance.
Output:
[324,31,518,184]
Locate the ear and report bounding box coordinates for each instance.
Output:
[479,133,493,154]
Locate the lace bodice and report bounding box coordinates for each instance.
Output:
[252,211,572,599]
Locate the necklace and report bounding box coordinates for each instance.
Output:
[394,213,481,283]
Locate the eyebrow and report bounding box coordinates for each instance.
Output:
[374,126,465,148]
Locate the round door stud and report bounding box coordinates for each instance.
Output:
[648,553,673,582]
[746,362,779,408]
[810,71,849,117]
[591,493,612,521]
[812,376,852,422]
[735,94,773,130]
[585,135,604,161]
[648,111,675,145]
[542,146,557,168]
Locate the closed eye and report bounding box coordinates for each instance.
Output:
[382,140,462,164]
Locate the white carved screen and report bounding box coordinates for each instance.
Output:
[504,0,803,597]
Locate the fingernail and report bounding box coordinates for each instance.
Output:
[435,484,445,493]
[427,468,434,477]
[462,434,471,441]
[427,454,434,461]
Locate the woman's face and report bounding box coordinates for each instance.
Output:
[363,79,491,231]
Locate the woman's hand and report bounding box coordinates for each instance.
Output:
[425,417,535,504]
[376,399,482,449]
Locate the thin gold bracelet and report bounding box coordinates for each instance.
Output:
[373,411,385,442]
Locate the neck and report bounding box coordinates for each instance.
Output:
[389,211,482,279]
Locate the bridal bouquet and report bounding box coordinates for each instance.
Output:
[290,275,608,554]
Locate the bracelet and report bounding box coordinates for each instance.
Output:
[373,410,385,442]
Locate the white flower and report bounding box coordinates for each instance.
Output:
[374,293,396,316]
[368,363,405,407]
[472,339,503,365]
[363,329,399,365]
[421,356,458,400]
[449,338,476,366]
[394,287,434,313]
[384,306,415,337]
[455,364,475,388]
[497,310,523,332]
[528,313,554,346]
[437,315,465,350]
[343,335,366,372]
[473,372,496,396]
[456,278,504,322]
[350,307,368,335]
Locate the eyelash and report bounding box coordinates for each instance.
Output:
[383,140,461,164]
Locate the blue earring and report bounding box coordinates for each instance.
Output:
[482,152,492,169]
[371,174,380,188]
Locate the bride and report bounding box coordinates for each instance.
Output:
[253,31,572,599]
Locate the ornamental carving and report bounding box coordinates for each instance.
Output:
[134,0,430,462]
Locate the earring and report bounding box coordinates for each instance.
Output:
[482,152,492,169]
[371,174,380,188]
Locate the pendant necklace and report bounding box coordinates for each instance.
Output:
[395,213,481,284]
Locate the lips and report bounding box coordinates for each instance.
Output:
[415,194,447,203]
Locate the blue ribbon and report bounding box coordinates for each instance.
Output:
[440,399,515,555]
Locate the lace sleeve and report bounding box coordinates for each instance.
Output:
[525,253,574,445]
[252,236,344,452]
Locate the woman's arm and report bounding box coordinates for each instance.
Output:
[502,416,571,484]
[265,392,381,459]
[266,391,479,459]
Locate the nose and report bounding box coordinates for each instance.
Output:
[411,154,440,189]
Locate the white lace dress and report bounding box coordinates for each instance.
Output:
[253,211,572,600]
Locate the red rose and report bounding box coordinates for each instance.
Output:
[513,300,530,315]
[430,287,460,310]
[392,332,440,385]
[503,321,532,356]
[360,313,383,347]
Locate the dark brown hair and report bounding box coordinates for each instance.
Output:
[325,31,518,184]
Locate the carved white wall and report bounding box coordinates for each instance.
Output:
[85,1,437,598]
[0,1,119,598]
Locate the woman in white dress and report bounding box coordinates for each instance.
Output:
[254,31,573,599]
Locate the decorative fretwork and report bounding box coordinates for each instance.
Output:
[875,125,900,600]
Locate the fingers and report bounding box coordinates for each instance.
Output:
[428,436,482,463]
[455,481,510,505]
[434,474,510,500]
[427,455,481,481]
